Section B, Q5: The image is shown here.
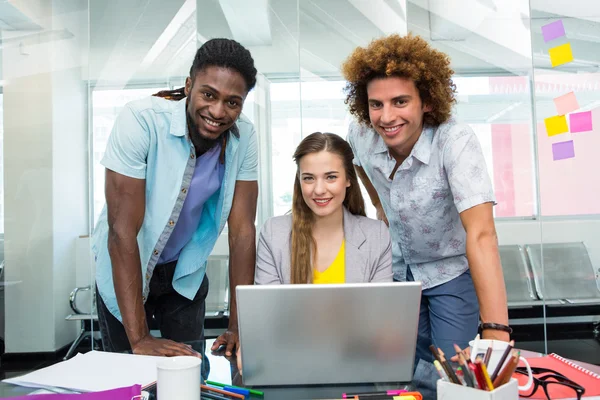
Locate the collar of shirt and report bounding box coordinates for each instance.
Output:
[170,98,240,139]
[371,125,434,171]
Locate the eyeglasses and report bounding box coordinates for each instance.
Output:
[515,367,585,400]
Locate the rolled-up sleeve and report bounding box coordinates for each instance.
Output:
[443,127,496,213]
[236,126,258,181]
[347,122,362,167]
[101,105,149,179]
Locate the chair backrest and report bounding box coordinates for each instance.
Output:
[525,242,600,300]
[205,256,229,315]
[498,244,538,302]
[69,286,93,314]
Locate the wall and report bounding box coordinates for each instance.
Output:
[1,0,89,353]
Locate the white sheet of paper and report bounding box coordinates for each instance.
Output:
[4,351,166,392]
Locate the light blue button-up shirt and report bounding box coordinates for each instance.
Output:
[92,96,257,321]
[348,119,495,289]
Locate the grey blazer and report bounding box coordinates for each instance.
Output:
[254,207,393,284]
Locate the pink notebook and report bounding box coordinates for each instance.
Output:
[516,354,600,399]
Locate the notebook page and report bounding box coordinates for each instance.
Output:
[3,351,165,392]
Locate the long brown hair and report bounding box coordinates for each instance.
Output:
[290,132,366,284]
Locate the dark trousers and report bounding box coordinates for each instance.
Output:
[96,260,210,380]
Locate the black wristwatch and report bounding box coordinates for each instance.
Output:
[481,322,513,334]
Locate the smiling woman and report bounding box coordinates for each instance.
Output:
[253,132,393,286]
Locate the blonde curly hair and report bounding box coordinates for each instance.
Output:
[341,34,456,127]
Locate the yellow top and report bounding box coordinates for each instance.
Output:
[313,240,345,284]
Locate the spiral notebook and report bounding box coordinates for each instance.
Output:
[516,353,600,399]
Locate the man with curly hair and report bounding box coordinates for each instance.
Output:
[342,34,510,365]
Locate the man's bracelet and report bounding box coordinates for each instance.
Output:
[481,322,513,334]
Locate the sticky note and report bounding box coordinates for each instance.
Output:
[548,43,574,67]
[542,20,566,42]
[569,111,593,133]
[553,92,579,115]
[552,140,575,161]
[544,115,568,136]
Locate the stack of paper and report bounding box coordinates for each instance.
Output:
[3,351,165,392]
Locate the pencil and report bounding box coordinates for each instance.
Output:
[453,344,475,388]
[480,361,495,391]
[471,362,487,390]
[439,349,460,385]
[201,384,245,400]
[492,351,519,388]
[430,345,453,383]
[433,360,449,381]
[490,340,514,381]
[456,367,466,386]
[483,341,493,367]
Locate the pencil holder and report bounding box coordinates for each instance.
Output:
[437,378,518,400]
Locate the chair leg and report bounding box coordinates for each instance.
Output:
[63,323,87,361]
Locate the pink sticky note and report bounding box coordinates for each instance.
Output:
[553,92,579,115]
[552,140,575,161]
[569,111,593,133]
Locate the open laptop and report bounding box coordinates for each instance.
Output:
[236,282,421,386]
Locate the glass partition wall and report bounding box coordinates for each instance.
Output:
[0,0,598,365]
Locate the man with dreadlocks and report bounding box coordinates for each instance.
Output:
[92,38,258,376]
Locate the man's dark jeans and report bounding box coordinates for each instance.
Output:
[96,260,210,380]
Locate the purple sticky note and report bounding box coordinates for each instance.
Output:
[552,140,575,161]
[569,111,593,133]
[542,20,566,42]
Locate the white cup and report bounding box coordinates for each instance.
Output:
[157,356,201,400]
[469,339,533,391]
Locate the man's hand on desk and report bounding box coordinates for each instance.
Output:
[131,334,201,357]
[211,329,239,357]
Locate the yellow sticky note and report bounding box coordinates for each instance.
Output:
[548,43,574,67]
[544,115,568,136]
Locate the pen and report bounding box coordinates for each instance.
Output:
[343,390,406,398]
[470,334,480,363]
[206,380,264,397]
[354,395,416,400]
[490,340,514,382]
[201,384,245,399]
[201,392,232,400]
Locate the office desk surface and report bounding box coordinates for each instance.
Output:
[1,341,598,400]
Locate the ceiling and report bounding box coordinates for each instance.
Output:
[1,0,599,123]
[2,0,600,82]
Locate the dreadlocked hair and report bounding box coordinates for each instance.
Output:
[153,87,186,100]
[153,38,257,101]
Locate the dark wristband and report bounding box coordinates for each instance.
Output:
[481,322,513,334]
